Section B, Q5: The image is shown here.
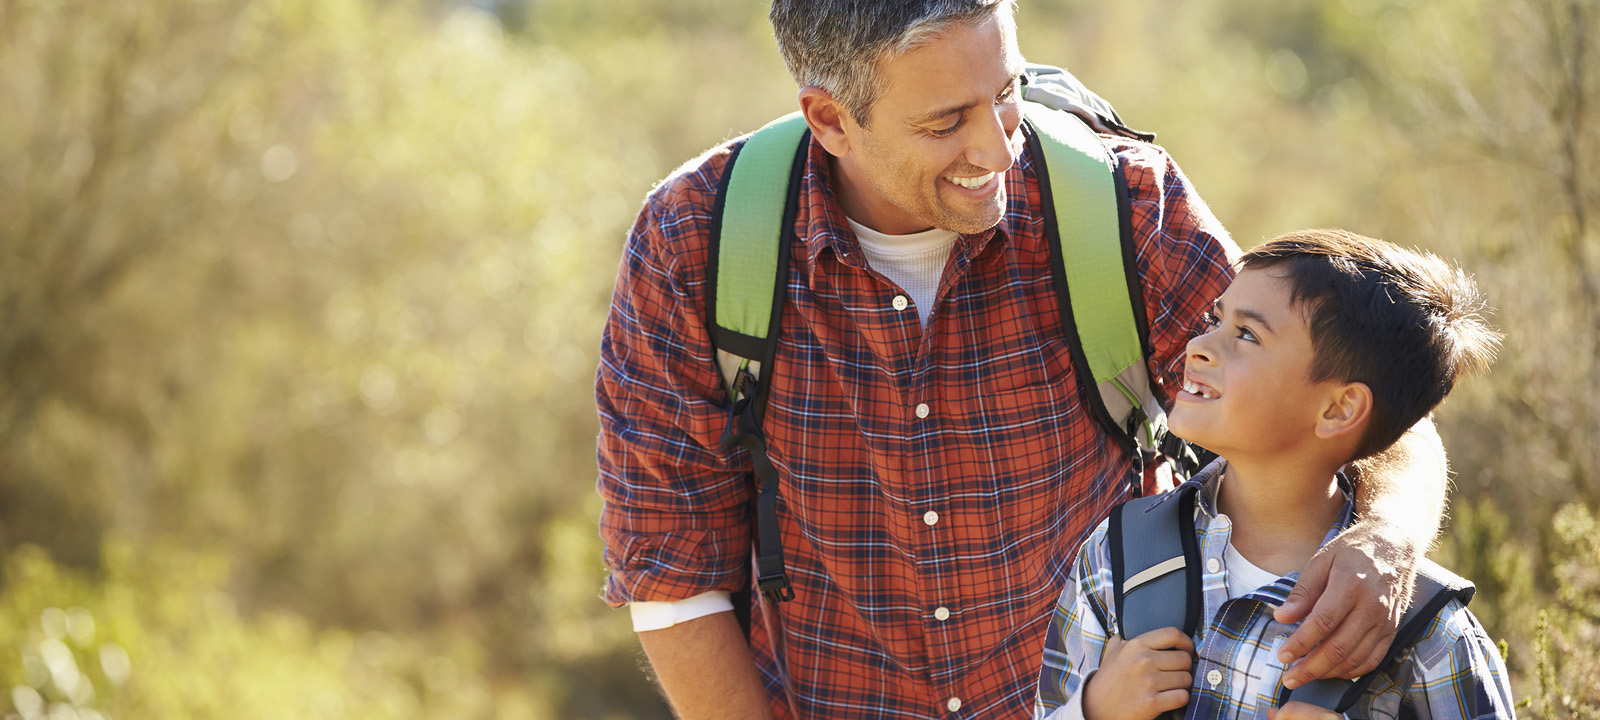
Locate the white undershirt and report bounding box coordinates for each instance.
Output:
[846,219,958,328]
[1224,540,1282,597]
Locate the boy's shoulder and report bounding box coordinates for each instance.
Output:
[1401,596,1494,672]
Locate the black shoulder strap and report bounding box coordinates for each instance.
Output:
[708,116,812,634]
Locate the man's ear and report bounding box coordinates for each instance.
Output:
[798,86,851,158]
[1315,382,1372,441]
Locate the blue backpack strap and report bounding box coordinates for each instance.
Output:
[1109,484,1203,720]
[1109,485,1204,640]
[1284,559,1476,712]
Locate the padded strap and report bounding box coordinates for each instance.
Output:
[1110,487,1202,640]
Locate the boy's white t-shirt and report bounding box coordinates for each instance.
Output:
[1223,539,1283,597]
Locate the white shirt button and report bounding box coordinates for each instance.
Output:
[915,403,931,418]
[923,510,940,526]
[1206,669,1223,687]
[1206,557,1222,574]
[892,294,910,311]
[934,606,951,621]
[946,697,962,712]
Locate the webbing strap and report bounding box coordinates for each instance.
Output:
[715,112,809,341]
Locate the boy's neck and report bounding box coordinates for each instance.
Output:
[1215,453,1347,577]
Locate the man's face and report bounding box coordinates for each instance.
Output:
[1169,268,1343,462]
[831,12,1026,235]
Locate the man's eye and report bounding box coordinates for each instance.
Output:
[929,121,962,137]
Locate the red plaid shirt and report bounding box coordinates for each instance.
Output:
[597,126,1238,719]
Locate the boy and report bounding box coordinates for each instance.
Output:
[1034,229,1514,720]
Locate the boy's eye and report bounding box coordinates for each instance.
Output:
[1235,325,1258,343]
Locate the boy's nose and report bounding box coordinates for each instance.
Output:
[1185,334,1215,365]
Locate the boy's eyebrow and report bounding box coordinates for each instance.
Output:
[1216,299,1276,335]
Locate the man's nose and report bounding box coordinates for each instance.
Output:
[966,102,1021,173]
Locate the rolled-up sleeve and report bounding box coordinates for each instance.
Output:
[596,149,755,607]
[1114,143,1240,407]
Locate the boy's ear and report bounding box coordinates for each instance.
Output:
[1315,381,1372,441]
[798,86,852,158]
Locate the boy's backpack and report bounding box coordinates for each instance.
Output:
[1107,482,1476,715]
[708,65,1196,615]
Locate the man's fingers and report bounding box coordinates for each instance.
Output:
[1329,628,1391,679]
[1276,579,1354,668]
[1275,551,1332,625]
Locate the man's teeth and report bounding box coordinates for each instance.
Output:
[1183,379,1217,399]
[945,172,995,189]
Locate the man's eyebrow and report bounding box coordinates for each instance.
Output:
[906,73,1023,126]
[908,101,976,125]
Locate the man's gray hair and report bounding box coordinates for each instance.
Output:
[770,0,1016,127]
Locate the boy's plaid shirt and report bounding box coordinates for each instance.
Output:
[1034,459,1517,720]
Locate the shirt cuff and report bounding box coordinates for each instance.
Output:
[629,591,735,632]
[1054,669,1094,720]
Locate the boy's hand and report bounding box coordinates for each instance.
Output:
[1272,521,1413,687]
[1266,701,1342,720]
[1084,628,1194,720]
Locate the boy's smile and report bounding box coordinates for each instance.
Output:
[1170,267,1339,461]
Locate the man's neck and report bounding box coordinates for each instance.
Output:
[1215,454,1347,577]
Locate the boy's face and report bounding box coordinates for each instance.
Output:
[1169,267,1341,460]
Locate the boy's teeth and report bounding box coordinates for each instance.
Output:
[945,172,995,189]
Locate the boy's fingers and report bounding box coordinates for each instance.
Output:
[1135,626,1195,652]
[1153,688,1190,713]
[1155,669,1193,689]
[1153,650,1194,672]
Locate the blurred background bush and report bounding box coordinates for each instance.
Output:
[0,0,1593,717]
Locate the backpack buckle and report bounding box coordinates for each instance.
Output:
[755,554,794,603]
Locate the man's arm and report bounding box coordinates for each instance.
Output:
[638,612,775,720]
[1273,418,1447,687]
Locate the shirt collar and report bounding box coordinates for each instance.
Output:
[1152,455,1357,544]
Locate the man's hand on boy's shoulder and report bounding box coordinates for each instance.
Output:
[1084,628,1194,720]
[1272,522,1416,688]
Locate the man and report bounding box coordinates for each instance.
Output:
[596,2,1447,718]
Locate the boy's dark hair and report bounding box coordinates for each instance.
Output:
[1241,229,1502,459]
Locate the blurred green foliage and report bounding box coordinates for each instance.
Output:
[0,0,1594,717]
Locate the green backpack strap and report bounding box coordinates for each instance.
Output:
[707,112,811,617]
[1021,100,1176,487]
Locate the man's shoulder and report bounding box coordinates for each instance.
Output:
[645,135,747,214]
